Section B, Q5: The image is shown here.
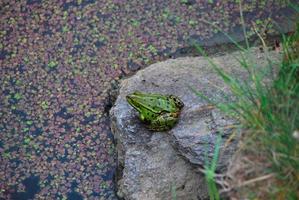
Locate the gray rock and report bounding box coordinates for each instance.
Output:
[110,48,280,200]
[117,135,207,200]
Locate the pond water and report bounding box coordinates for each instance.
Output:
[0,1,297,199]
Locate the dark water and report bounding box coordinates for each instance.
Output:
[0,0,297,199]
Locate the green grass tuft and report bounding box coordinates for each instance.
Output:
[191,2,299,199]
[204,135,221,200]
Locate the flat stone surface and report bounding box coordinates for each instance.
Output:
[110,48,280,200]
[117,135,206,200]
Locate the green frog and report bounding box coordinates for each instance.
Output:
[126,91,184,131]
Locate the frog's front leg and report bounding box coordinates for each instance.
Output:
[148,112,179,131]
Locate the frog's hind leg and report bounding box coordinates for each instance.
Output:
[148,112,179,131]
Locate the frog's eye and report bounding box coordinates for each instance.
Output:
[169,95,184,108]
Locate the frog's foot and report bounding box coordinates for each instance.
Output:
[148,112,179,132]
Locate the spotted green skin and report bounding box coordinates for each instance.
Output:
[126,91,184,131]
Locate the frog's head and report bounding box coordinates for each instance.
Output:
[126,91,150,113]
[126,91,159,122]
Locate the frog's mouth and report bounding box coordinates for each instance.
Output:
[126,95,132,102]
[126,95,139,109]
[126,95,147,113]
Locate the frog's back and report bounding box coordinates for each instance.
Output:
[138,92,182,112]
[140,94,178,112]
